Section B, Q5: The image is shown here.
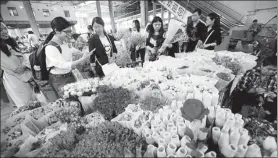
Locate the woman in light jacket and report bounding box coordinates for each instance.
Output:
[0,20,33,108]
[44,17,93,98]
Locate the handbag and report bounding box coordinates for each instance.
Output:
[28,79,48,103]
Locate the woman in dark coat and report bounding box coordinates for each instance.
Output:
[88,17,117,77]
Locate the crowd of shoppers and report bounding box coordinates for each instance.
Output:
[0,8,224,108]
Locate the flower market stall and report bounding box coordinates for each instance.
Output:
[1,47,276,158]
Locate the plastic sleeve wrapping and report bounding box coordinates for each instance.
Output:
[229,130,240,145]
[202,91,212,108]
[235,144,248,157]
[158,138,167,148]
[177,122,186,137]
[152,132,162,144]
[162,132,171,144]
[166,143,177,156]
[175,147,187,157]
[157,146,167,157]
[215,112,226,128]
[212,127,221,144]
[205,151,217,157]
[170,134,181,147]
[245,144,262,157]
[221,144,237,157]
[238,130,250,146]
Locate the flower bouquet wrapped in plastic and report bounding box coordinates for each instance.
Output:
[164,19,185,44]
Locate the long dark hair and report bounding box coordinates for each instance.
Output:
[132,20,140,32]
[43,16,71,45]
[0,21,20,57]
[148,16,164,38]
[207,13,220,29]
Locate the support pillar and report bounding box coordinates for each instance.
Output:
[153,2,156,16]
[161,6,165,20]
[96,0,102,18]
[22,0,40,37]
[108,1,116,33]
[140,1,148,27]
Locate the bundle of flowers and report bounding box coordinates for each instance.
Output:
[136,99,211,157]
[38,121,147,157]
[10,101,42,118]
[139,95,169,112]
[114,50,132,67]
[72,121,147,157]
[29,99,69,120]
[48,101,82,125]
[37,129,79,157]
[129,32,146,48]
[92,85,138,120]
[72,52,90,72]
[115,28,132,40]
[63,78,99,99]
[212,54,242,75]
[208,105,278,157]
[83,112,105,128]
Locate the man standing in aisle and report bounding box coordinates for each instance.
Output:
[28,30,40,48]
[185,8,207,52]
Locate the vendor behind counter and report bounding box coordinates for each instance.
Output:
[228,53,277,122]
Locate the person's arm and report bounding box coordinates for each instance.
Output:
[45,45,92,70]
[88,38,96,64]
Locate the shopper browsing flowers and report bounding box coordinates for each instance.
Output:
[44,17,93,98]
[88,17,118,77]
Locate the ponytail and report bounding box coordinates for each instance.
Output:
[43,31,55,45]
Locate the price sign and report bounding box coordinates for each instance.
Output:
[158,0,192,24]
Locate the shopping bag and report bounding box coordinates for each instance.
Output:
[29,80,49,104]
[101,63,120,76]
